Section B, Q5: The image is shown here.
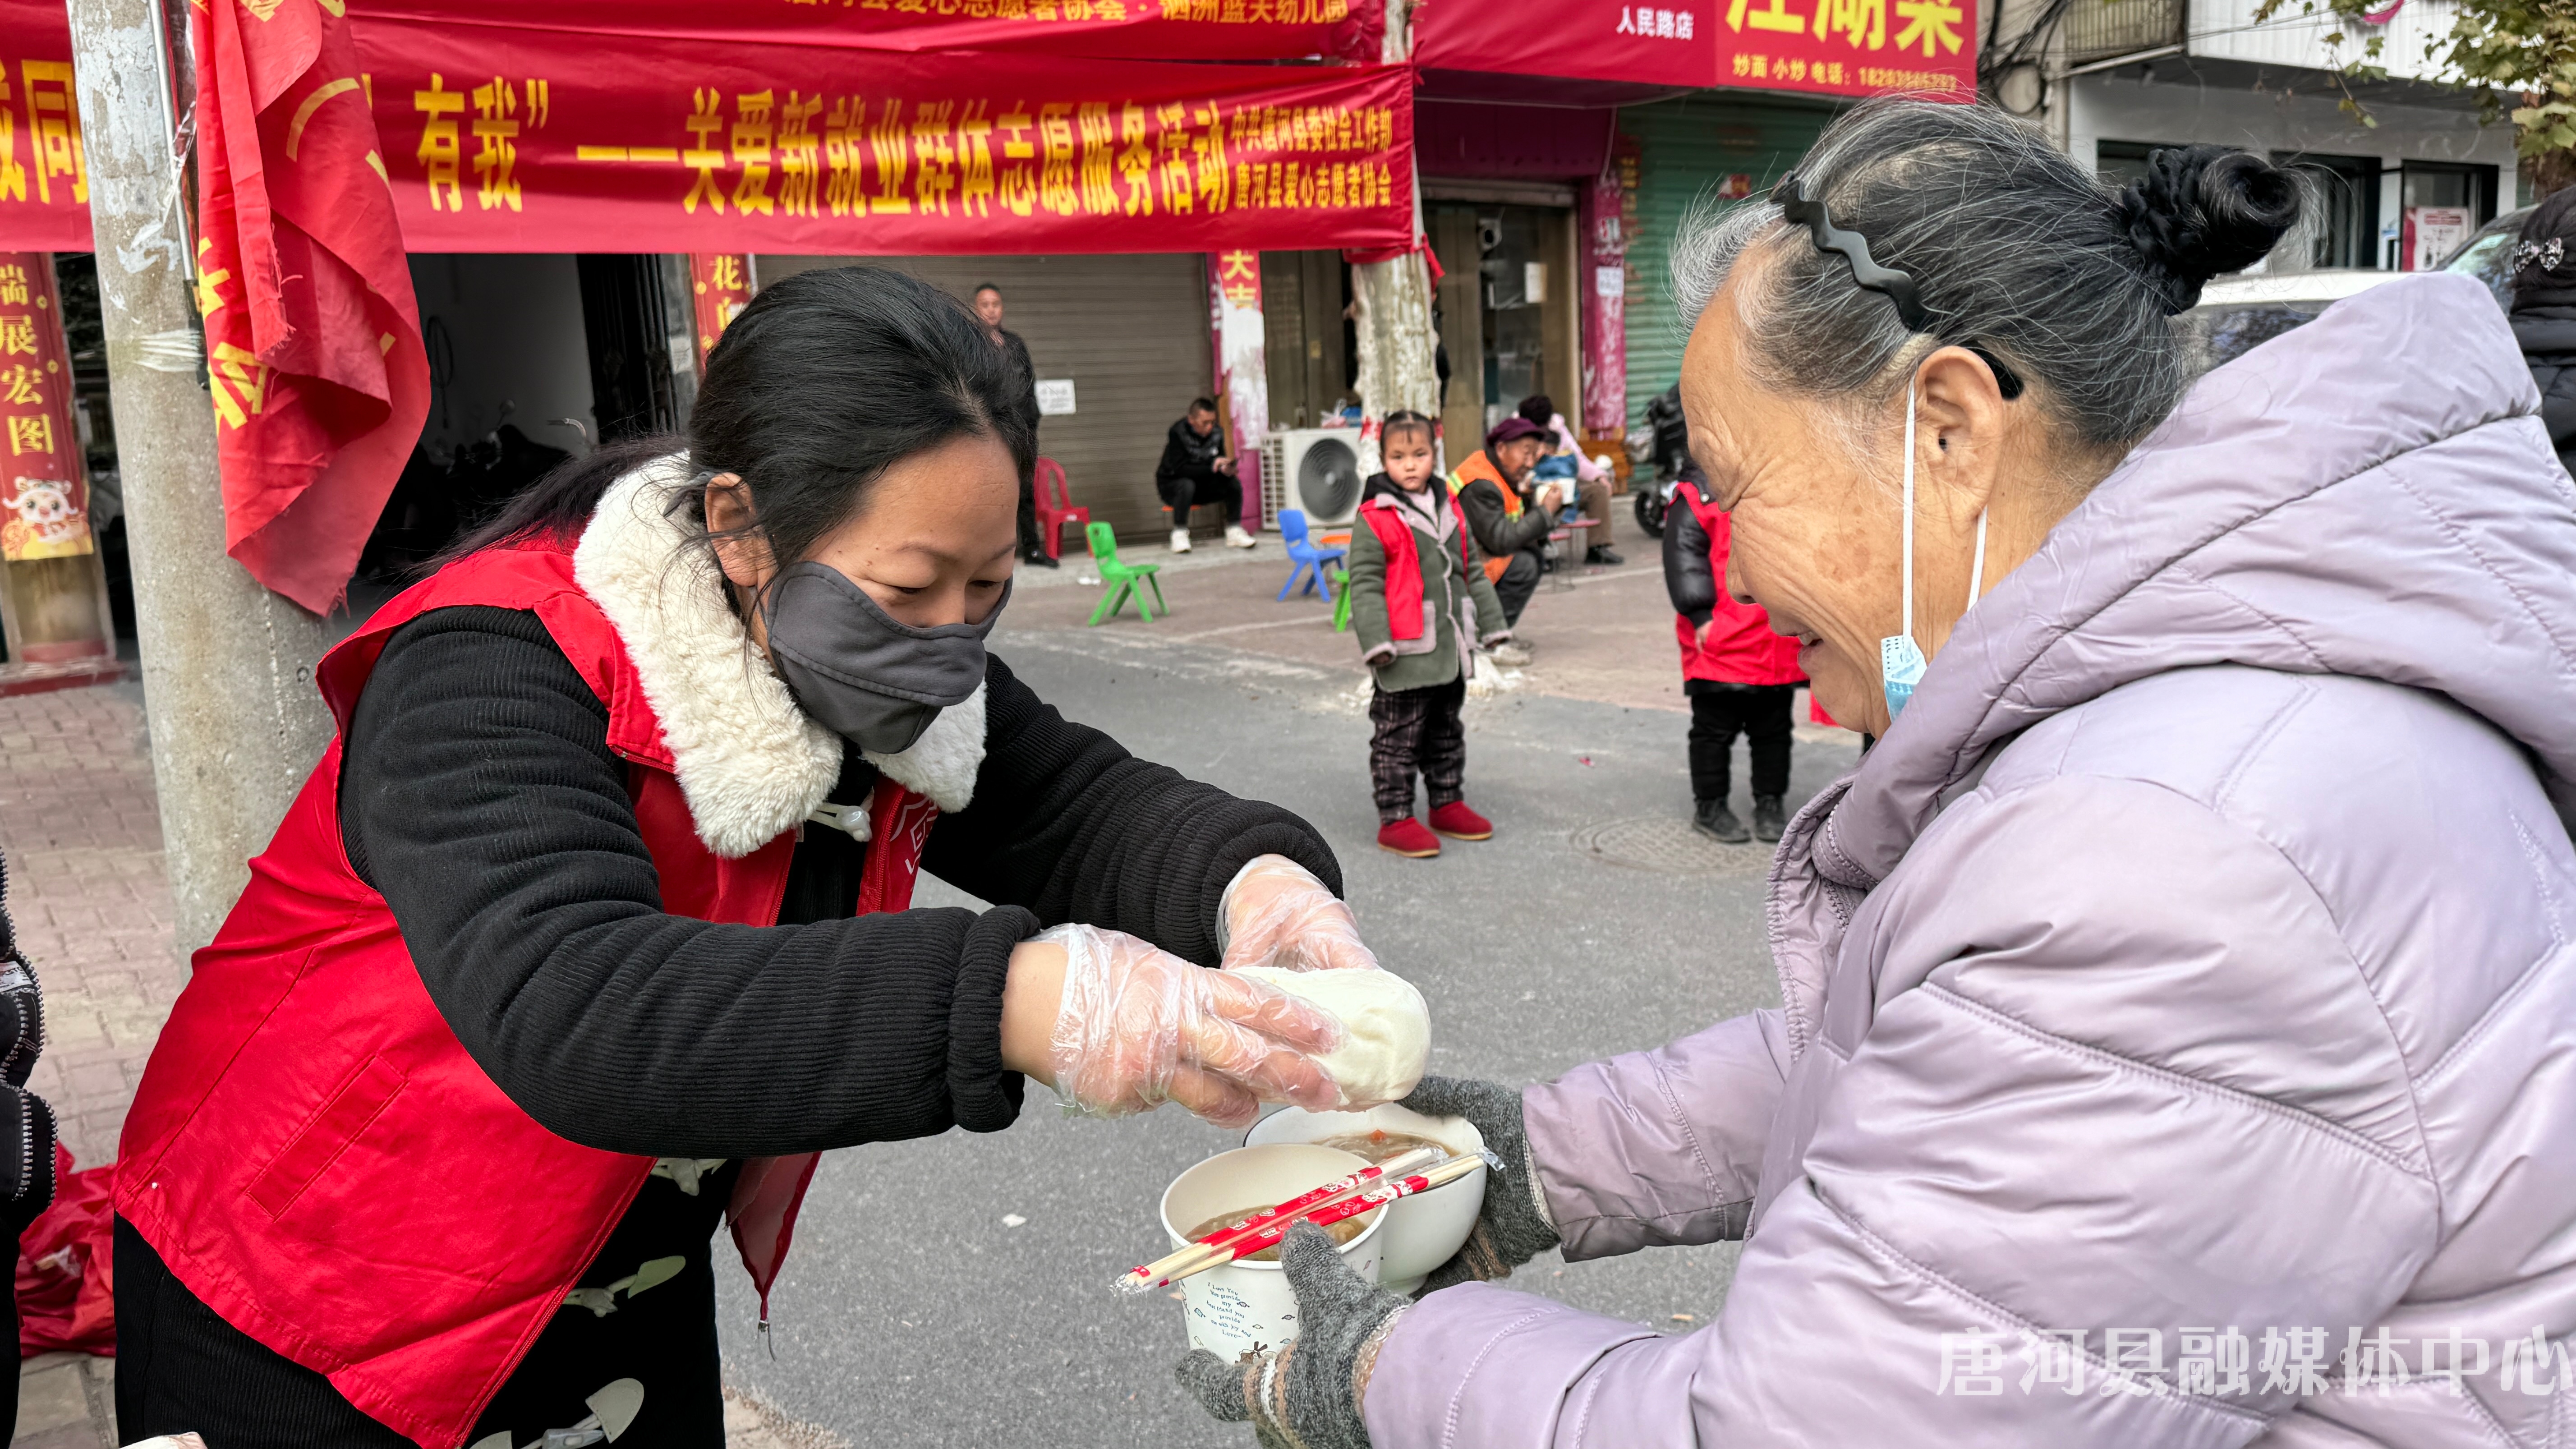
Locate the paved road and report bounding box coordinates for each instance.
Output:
[715,612,1861,1445]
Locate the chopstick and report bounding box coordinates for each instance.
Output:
[1155,1152,1496,1288]
[1118,1146,1447,1296]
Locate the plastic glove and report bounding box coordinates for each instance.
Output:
[1045,923,1346,1130]
[1401,1076,1559,1293]
[1219,855,1379,975]
[1176,1221,1404,1449]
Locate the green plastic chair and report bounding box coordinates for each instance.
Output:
[1327,566,1352,632]
[1084,521,1166,625]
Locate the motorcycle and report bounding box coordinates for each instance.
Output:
[1627,382,1693,540]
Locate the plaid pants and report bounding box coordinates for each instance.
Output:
[1368,676,1467,823]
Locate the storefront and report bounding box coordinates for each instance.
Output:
[764,252,1221,538]
[1404,0,1972,465]
[1615,94,1837,428]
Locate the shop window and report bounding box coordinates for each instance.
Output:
[2397,161,2498,271]
[2094,139,2176,191]
[2271,152,2379,270]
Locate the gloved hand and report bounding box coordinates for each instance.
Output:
[1176,1221,1407,1449]
[1045,923,1346,1130]
[1401,1076,1559,1293]
[1219,855,1379,975]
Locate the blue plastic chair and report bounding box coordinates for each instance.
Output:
[1276,509,1348,603]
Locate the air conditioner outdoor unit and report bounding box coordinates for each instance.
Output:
[1260,428,1367,529]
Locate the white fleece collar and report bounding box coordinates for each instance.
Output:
[571,456,985,858]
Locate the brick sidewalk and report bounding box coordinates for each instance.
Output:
[0,682,184,1173]
[0,681,844,1445]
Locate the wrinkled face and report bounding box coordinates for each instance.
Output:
[708,432,1020,649]
[973,289,1005,329]
[1493,436,1546,485]
[1682,265,1909,735]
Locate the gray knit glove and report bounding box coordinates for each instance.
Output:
[1176,1221,1407,1449]
[1401,1075,1559,1293]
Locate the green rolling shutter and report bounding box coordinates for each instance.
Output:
[1618,94,1838,428]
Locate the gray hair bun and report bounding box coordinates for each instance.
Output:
[2111,145,2303,315]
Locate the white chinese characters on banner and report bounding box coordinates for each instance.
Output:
[1930,1325,2574,1398]
[1614,6,1698,37]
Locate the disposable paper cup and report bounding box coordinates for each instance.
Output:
[1246,1104,1488,1296]
[1159,1143,1389,1362]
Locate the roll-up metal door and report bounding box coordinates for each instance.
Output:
[756,253,1212,540]
[1617,95,1835,428]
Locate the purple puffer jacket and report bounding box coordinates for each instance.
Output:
[1367,274,2576,1447]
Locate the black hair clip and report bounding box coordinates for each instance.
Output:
[1771,175,2024,401]
[1775,175,1932,332]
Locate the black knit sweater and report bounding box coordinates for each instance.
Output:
[116,606,1345,1447]
[336,604,1340,1156]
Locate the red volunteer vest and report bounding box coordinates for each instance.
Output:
[114,535,935,1447]
[1357,488,1471,643]
[1674,488,1805,688]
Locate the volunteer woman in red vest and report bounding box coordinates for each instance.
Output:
[110,266,1378,1448]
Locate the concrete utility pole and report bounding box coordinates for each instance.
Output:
[1350,0,1442,437]
[65,0,333,961]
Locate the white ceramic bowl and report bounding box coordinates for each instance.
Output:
[1159,1143,1391,1362]
[1244,1103,1487,1296]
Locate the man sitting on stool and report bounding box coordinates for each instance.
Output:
[1156,397,1257,553]
[1516,394,1622,566]
[1446,415,1560,665]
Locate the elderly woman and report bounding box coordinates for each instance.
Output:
[1177,100,2576,1446]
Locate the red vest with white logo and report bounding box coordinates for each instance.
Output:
[114,536,934,1446]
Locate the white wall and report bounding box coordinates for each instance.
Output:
[2189,0,2462,83]
[406,254,596,460]
[2069,71,2515,178]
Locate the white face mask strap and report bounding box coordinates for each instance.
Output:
[1900,386,1918,644]
[1966,506,1988,610]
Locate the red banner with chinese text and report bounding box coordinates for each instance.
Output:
[691,253,754,369]
[0,1,92,253]
[0,253,93,562]
[350,0,1382,65]
[1417,0,1973,100]
[352,19,1414,254]
[196,0,431,613]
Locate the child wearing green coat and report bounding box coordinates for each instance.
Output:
[1347,411,1515,858]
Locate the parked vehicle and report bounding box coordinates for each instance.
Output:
[1629,383,1692,538]
[2180,215,2528,369]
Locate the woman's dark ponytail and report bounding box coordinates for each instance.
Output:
[437,434,683,561]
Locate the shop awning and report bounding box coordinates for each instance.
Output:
[346,0,1385,65]
[1,0,1414,255]
[1414,0,1977,101]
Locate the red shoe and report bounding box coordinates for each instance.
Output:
[1377,818,1442,857]
[1428,801,1494,841]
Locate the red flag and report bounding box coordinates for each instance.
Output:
[193,0,428,613]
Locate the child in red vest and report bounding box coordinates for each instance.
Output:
[1347,411,1515,857]
[1663,472,1805,842]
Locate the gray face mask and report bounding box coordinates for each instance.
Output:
[758,562,1009,754]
